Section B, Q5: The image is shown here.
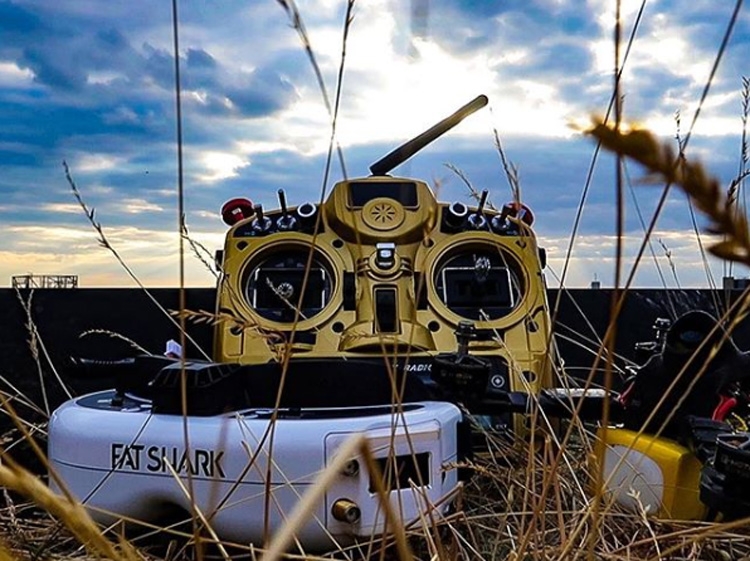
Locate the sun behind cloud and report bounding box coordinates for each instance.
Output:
[196,151,250,182]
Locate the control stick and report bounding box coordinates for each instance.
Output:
[276,189,298,231]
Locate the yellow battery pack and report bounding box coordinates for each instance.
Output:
[595,427,706,520]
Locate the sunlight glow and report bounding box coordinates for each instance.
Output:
[75,153,125,173]
[197,151,250,182]
[0,224,224,287]
[0,61,33,85]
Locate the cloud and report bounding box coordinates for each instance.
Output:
[122,198,164,214]
[40,202,82,214]
[74,153,126,173]
[0,0,42,38]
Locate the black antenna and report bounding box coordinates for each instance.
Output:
[278,189,289,216]
[477,189,488,213]
[369,94,488,176]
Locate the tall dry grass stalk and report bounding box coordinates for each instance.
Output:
[14,288,72,416]
[15,289,48,417]
[261,1,361,547]
[657,238,680,289]
[64,161,210,361]
[182,222,219,279]
[0,460,137,561]
[491,119,521,202]
[259,434,412,561]
[276,0,349,180]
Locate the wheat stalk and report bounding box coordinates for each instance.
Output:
[171,308,285,345]
[587,119,750,267]
[78,329,152,356]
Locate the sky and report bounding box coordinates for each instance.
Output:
[1,0,749,288]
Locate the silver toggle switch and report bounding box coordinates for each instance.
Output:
[375,242,396,269]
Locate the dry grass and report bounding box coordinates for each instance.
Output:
[5,4,750,561]
[5,418,750,561]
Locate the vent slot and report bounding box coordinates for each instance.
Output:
[370,452,430,491]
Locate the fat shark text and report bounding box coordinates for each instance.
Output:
[111,444,225,478]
